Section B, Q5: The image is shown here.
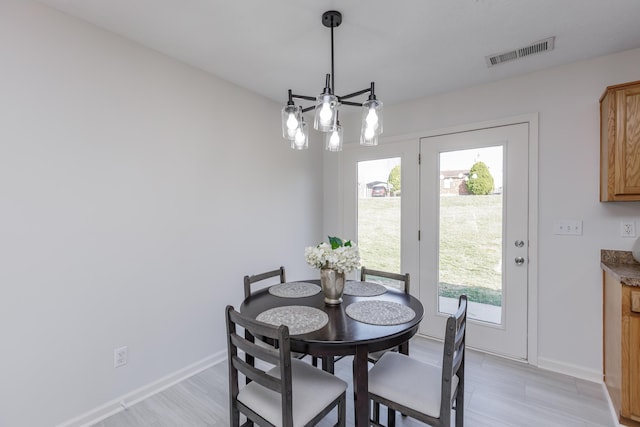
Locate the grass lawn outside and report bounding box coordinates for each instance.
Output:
[358,197,401,273]
[358,194,503,306]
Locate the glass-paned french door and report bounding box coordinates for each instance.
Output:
[342,140,419,286]
[420,123,529,360]
[341,122,531,360]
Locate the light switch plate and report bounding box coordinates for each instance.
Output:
[553,219,583,235]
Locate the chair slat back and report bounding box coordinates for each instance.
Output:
[230,333,281,366]
[244,266,286,299]
[360,267,410,294]
[231,356,283,392]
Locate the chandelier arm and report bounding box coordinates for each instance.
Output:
[340,87,372,100]
[290,94,317,102]
[301,106,316,113]
[339,100,364,107]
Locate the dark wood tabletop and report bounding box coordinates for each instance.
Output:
[239,280,424,427]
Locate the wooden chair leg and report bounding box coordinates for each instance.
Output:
[388,407,396,427]
[455,391,464,427]
[230,406,240,427]
[321,356,335,374]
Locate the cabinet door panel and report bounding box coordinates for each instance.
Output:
[616,87,640,195]
[605,273,622,413]
[630,313,640,421]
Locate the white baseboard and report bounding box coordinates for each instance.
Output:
[56,350,227,427]
[601,381,624,427]
[538,357,624,426]
[536,356,602,383]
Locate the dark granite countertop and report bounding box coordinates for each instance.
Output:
[601,250,640,287]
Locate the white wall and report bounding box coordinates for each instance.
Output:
[334,48,640,379]
[0,1,323,426]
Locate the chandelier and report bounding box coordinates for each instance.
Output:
[281,10,383,151]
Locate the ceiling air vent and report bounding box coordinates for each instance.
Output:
[485,36,555,67]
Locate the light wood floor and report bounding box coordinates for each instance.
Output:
[93,336,615,427]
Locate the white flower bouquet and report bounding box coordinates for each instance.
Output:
[304,236,361,274]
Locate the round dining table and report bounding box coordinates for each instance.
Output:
[240,279,424,427]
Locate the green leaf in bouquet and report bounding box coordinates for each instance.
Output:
[328,236,343,250]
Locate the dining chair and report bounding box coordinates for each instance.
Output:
[361,267,411,363]
[243,267,314,369]
[225,305,348,427]
[367,294,467,427]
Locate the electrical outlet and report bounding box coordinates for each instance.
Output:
[621,220,636,237]
[114,346,128,368]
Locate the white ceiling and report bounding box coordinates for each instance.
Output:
[38,0,640,107]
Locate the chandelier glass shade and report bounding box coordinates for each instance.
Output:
[314,89,339,132]
[325,120,343,152]
[360,98,383,146]
[281,104,302,140]
[281,10,383,151]
[291,119,309,150]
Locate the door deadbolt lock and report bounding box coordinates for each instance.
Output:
[515,240,525,248]
[515,256,526,265]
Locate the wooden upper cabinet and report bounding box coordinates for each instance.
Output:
[601,80,640,201]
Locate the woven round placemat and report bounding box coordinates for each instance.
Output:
[343,280,387,297]
[256,306,328,335]
[345,300,415,325]
[268,282,321,298]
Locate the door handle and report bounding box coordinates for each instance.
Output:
[515,257,525,265]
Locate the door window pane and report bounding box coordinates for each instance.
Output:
[357,158,401,280]
[438,147,503,324]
